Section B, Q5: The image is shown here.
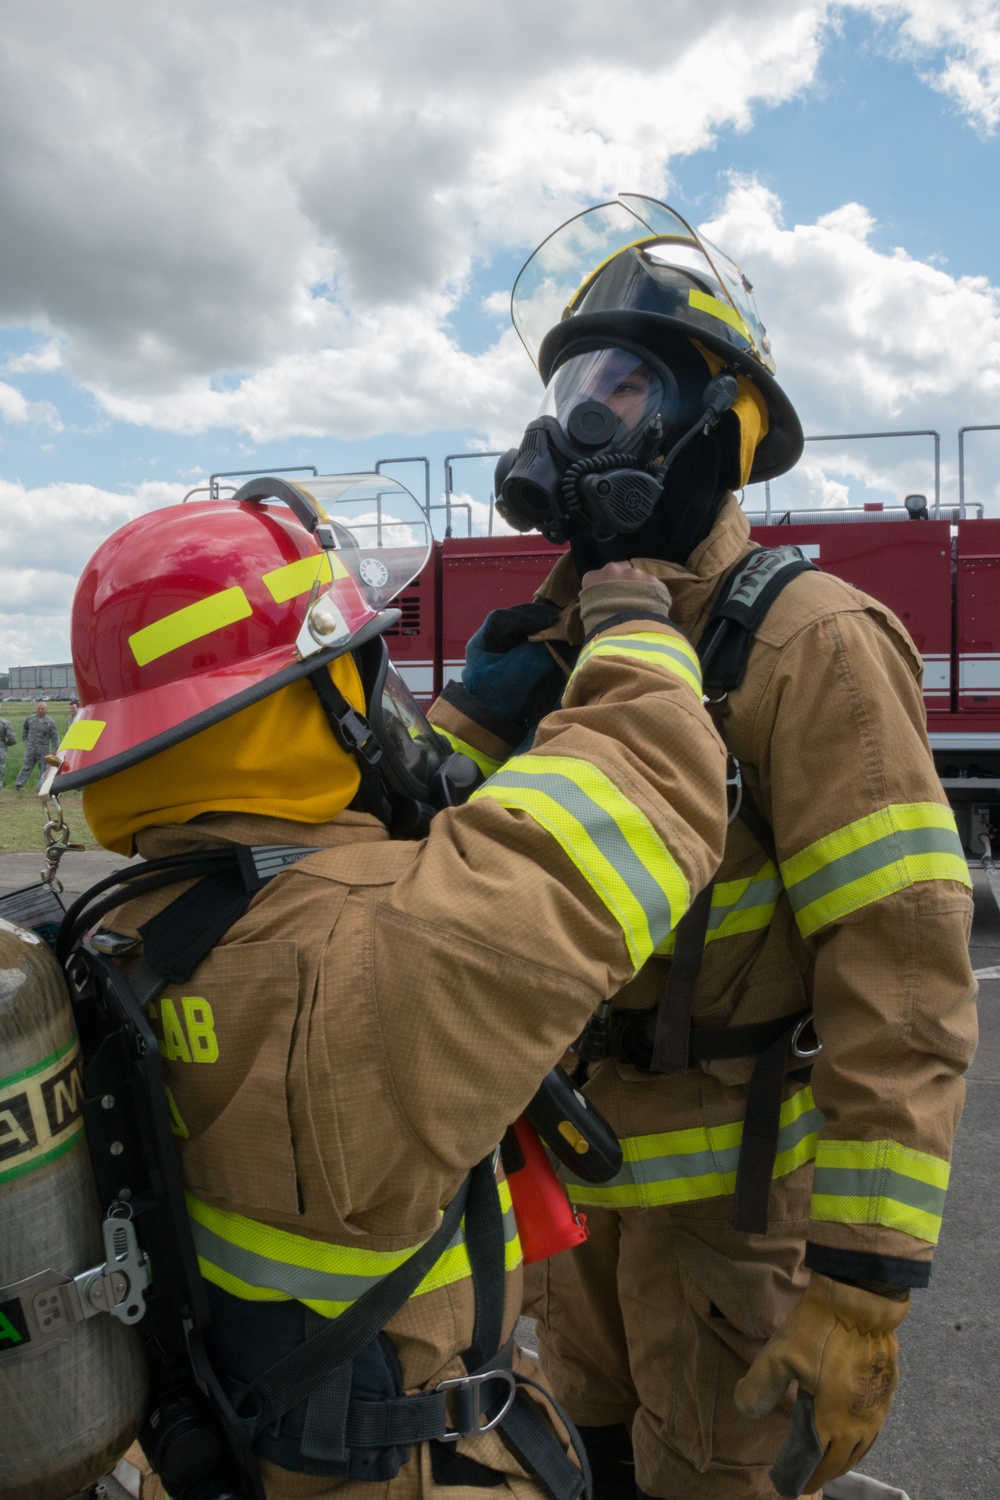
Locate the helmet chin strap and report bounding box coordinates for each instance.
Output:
[570,432,727,574]
[306,661,389,822]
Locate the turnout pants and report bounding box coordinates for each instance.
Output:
[534,1068,814,1500]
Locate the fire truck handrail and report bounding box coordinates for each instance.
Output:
[445,451,504,538]
[764,429,941,519]
[375,456,432,525]
[206,465,318,499]
[745,504,982,525]
[958,425,1000,516]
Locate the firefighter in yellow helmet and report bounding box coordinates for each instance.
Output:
[52,472,728,1500]
[428,198,978,1500]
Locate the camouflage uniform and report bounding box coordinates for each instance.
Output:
[0,717,15,787]
[16,711,59,788]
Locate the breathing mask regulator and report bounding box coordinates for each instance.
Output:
[341,634,480,836]
[496,193,804,554]
[495,339,739,547]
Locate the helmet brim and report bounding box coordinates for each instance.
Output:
[538,311,804,483]
[54,610,397,792]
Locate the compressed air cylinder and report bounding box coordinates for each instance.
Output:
[0,917,147,1500]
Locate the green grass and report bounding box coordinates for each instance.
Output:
[0,704,99,854]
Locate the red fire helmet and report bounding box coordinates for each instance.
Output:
[55,473,431,789]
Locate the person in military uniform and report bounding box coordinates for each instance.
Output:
[0,711,16,788]
[54,475,728,1500]
[430,198,977,1500]
[16,700,59,789]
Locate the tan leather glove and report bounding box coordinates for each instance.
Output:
[734,1272,909,1498]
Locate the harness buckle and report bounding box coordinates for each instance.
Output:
[435,1367,517,1441]
[790,1016,822,1060]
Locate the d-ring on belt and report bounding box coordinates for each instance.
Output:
[610,1002,822,1234]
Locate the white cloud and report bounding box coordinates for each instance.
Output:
[0,381,61,427]
[871,1,1000,133]
[0,0,995,457]
[0,479,187,665]
[5,340,63,374]
[0,0,831,431]
[704,177,1000,511]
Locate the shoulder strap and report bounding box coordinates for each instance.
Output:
[649,547,815,1073]
[699,545,817,695]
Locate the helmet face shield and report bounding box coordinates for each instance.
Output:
[285,473,431,614]
[511,194,802,484]
[512,195,773,375]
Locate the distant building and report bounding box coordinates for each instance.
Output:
[7,663,77,695]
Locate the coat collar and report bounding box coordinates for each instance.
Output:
[533,492,757,646]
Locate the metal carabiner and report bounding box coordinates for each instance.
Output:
[790,1016,822,1060]
[725,756,743,825]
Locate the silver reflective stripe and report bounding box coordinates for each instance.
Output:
[811,1166,946,1219]
[786,827,966,916]
[189,1217,463,1304]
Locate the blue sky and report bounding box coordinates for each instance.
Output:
[2,1,1000,661]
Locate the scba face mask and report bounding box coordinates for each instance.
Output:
[496,341,738,546]
[344,634,480,836]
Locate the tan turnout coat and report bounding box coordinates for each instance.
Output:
[104,581,728,1497]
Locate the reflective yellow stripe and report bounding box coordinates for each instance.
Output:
[576,632,702,699]
[780,802,971,938]
[262,551,345,604]
[435,728,504,779]
[811,1139,949,1245]
[566,1086,821,1209]
[688,288,751,342]
[656,859,781,954]
[59,718,105,752]
[129,587,253,667]
[186,1179,520,1319]
[472,752,690,969]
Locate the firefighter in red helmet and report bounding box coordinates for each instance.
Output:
[429,198,978,1500]
[52,472,728,1500]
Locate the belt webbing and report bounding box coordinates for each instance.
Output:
[237,1167,475,1435]
[649,882,715,1073]
[731,1015,809,1234]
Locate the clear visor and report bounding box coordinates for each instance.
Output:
[285,473,431,610]
[539,347,668,437]
[511,194,773,374]
[374,659,450,801]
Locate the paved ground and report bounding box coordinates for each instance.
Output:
[0,847,134,894]
[4,852,993,1498]
[858,871,1000,1498]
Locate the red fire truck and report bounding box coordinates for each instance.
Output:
[201,459,1000,856]
[383,502,1000,857]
